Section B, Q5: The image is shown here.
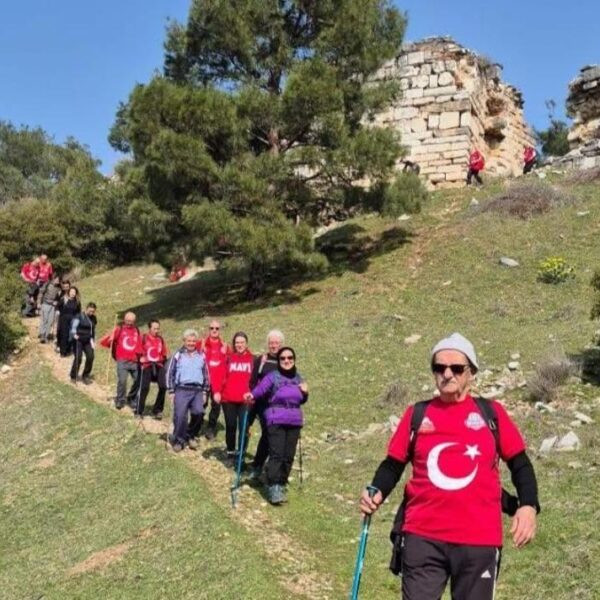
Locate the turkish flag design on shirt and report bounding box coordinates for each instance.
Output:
[37,262,53,282]
[141,334,168,368]
[104,326,142,362]
[387,395,525,546]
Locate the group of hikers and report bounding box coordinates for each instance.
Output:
[466,145,538,186]
[21,255,540,598]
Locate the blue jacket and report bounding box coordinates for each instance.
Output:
[167,348,211,392]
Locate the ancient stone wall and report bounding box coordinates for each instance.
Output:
[370,37,534,188]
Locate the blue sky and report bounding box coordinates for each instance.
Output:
[1,0,598,174]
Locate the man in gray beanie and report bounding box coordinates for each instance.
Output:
[359,333,539,600]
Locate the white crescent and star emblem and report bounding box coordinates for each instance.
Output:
[121,335,136,351]
[147,346,161,361]
[427,443,480,491]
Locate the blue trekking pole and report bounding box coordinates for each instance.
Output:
[350,485,379,600]
[231,407,249,508]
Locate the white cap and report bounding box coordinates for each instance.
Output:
[431,333,479,371]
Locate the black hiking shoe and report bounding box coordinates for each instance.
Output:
[171,442,183,453]
[152,412,163,420]
[188,438,198,450]
[204,428,216,441]
[82,376,93,385]
[115,401,124,410]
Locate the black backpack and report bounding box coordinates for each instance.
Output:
[388,397,519,575]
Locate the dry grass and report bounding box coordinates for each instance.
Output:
[528,351,579,403]
[375,379,411,410]
[477,181,575,220]
[566,166,600,184]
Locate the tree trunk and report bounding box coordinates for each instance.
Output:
[245,261,266,300]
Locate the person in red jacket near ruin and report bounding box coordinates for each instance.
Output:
[523,146,537,174]
[466,149,485,185]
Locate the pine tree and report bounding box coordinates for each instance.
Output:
[111,0,407,297]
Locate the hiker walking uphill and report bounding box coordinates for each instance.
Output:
[69,302,97,384]
[37,254,53,287]
[197,320,230,440]
[246,329,285,480]
[99,311,142,409]
[135,319,169,420]
[466,149,485,185]
[359,333,539,600]
[38,275,61,343]
[57,287,81,357]
[218,332,254,462]
[166,329,210,452]
[523,145,538,174]
[245,347,308,506]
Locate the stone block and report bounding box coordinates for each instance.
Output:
[405,88,424,99]
[407,51,425,65]
[411,74,430,88]
[410,117,428,133]
[398,65,419,77]
[424,85,457,98]
[438,72,455,87]
[428,114,440,129]
[433,60,445,74]
[439,111,460,129]
[429,173,446,183]
[420,63,432,76]
[429,74,438,88]
[399,78,410,90]
[395,106,419,119]
[445,60,457,71]
[443,150,469,159]
[433,127,470,138]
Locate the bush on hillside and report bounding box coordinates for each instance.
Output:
[528,351,579,403]
[567,166,600,184]
[537,257,575,284]
[478,181,574,220]
[381,172,427,217]
[0,256,25,356]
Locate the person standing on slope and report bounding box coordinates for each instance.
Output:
[197,319,230,440]
[135,319,169,420]
[166,329,210,452]
[523,146,537,174]
[38,275,61,343]
[466,149,485,185]
[245,347,308,505]
[99,311,142,409]
[57,286,81,357]
[218,332,254,462]
[69,302,98,384]
[246,329,285,480]
[359,333,539,600]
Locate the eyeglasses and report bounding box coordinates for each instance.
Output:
[209,326,220,330]
[279,355,294,362]
[432,363,470,375]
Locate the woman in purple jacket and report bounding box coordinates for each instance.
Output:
[245,347,308,505]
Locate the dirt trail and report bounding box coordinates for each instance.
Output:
[24,320,335,599]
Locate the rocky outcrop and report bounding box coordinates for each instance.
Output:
[370,37,535,188]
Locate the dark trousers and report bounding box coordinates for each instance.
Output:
[205,391,221,431]
[57,315,73,356]
[135,364,166,416]
[70,339,94,380]
[401,533,500,600]
[266,425,300,485]
[466,168,483,185]
[249,408,269,470]
[172,387,205,445]
[523,159,536,174]
[222,402,248,453]
[116,360,139,407]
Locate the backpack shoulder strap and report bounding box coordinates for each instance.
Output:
[473,396,500,454]
[407,400,431,461]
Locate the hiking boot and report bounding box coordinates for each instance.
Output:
[82,376,93,385]
[70,377,77,384]
[268,484,284,505]
[204,428,216,441]
[188,437,198,450]
[115,401,124,410]
[152,411,163,421]
[171,442,184,453]
[247,466,262,481]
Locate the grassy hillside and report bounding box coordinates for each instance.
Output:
[3,173,600,599]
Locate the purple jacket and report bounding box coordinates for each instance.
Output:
[251,371,307,427]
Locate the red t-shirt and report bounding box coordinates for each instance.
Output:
[38,262,53,282]
[99,325,142,362]
[140,334,168,369]
[388,395,525,546]
[197,337,229,394]
[221,350,253,403]
[21,262,39,283]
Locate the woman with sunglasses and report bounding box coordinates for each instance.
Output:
[245,347,308,505]
[359,333,539,600]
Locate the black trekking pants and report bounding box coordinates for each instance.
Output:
[70,339,94,379]
[466,168,483,185]
[266,425,300,486]
[205,391,221,431]
[135,364,166,416]
[523,159,536,174]
[222,402,248,453]
[249,410,269,470]
[401,533,501,600]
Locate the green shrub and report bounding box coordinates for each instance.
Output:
[381,172,427,217]
[537,257,575,284]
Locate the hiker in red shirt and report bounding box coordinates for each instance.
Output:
[466,149,485,185]
[20,258,40,284]
[359,333,539,600]
[217,331,254,460]
[523,146,537,174]
[134,319,169,419]
[99,311,142,409]
[197,319,230,440]
[37,254,53,284]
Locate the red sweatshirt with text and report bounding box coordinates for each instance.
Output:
[220,350,254,403]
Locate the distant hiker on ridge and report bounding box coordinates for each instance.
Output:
[466,149,485,185]
[99,311,142,410]
[359,333,539,600]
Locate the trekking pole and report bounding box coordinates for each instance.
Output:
[298,431,304,485]
[104,314,118,390]
[349,485,379,600]
[231,407,249,508]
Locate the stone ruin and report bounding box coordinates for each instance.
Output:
[370,37,535,188]
[554,65,600,170]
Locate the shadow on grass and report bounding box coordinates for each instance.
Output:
[124,223,414,323]
[571,347,600,386]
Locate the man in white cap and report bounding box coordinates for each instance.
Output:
[359,333,539,600]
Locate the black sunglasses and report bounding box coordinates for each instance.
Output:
[432,363,470,375]
[279,355,295,361]
[209,326,220,330]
